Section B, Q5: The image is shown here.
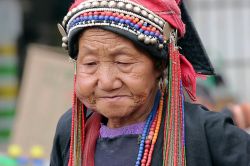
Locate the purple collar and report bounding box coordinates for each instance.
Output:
[99,122,145,138]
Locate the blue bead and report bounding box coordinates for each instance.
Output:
[83,16,88,21]
[88,16,93,20]
[125,20,131,24]
[119,19,125,24]
[139,29,144,33]
[99,15,104,20]
[150,32,155,36]
[143,22,148,26]
[104,16,109,20]
[114,17,119,22]
[109,16,115,21]
[144,31,150,35]
[159,35,164,42]
[93,15,98,20]
[134,24,140,30]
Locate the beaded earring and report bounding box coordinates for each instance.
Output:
[162,30,186,166]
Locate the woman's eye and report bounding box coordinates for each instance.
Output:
[84,62,97,66]
[116,61,131,65]
[115,61,133,72]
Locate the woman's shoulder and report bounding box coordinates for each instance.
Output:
[184,102,234,126]
[57,109,72,133]
[184,102,250,165]
[50,109,72,166]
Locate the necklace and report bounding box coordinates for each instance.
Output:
[135,91,164,166]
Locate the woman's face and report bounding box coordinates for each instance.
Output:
[76,28,160,127]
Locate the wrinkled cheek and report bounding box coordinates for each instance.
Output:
[75,78,96,109]
[127,76,157,105]
[132,93,147,104]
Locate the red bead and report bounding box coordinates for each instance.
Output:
[141,26,147,31]
[147,135,153,140]
[145,140,151,145]
[106,12,112,16]
[94,11,99,15]
[145,144,150,149]
[149,131,154,136]
[117,14,123,19]
[112,12,118,17]
[132,20,137,24]
[137,22,143,27]
[141,159,146,164]
[147,27,151,31]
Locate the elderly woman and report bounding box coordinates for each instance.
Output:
[50,0,250,166]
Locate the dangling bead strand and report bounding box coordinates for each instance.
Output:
[146,93,164,166]
[135,92,161,166]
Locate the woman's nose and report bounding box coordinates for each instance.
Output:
[97,63,122,91]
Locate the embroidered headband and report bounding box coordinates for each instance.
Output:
[58,0,186,60]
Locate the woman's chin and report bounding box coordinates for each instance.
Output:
[95,101,135,119]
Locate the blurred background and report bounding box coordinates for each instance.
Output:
[0,0,249,165]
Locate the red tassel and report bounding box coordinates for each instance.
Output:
[68,74,86,166]
[68,74,77,166]
[180,55,206,101]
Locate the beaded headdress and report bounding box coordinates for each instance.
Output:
[58,0,214,165]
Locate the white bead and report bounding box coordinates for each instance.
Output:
[154,17,159,24]
[133,6,141,13]
[150,38,157,44]
[72,8,77,13]
[159,44,164,49]
[117,2,125,8]
[63,16,68,22]
[62,21,66,26]
[138,34,145,41]
[62,36,68,43]
[100,1,108,7]
[92,1,100,7]
[83,2,91,8]
[144,37,151,44]
[77,4,84,10]
[141,10,148,17]
[159,20,164,27]
[125,3,133,10]
[148,14,154,20]
[67,11,72,17]
[108,1,116,8]
[62,43,68,48]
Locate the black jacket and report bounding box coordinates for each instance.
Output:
[50,102,250,166]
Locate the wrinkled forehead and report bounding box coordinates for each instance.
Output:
[78,28,153,58]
